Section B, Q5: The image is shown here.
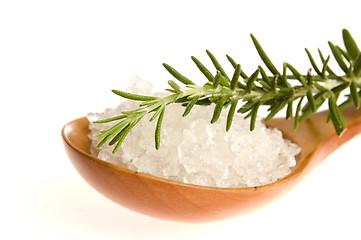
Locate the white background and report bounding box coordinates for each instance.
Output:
[1,0,361,239]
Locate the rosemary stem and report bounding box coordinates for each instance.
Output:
[95,29,361,152]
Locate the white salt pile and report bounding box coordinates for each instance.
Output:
[88,77,301,188]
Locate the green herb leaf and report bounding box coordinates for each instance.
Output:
[227,54,248,79]
[206,50,230,82]
[350,81,360,109]
[354,53,361,76]
[168,80,182,93]
[332,81,350,94]
[97,120,129,139]
[258,65,272,88]
[226,100,238,131]
[300,92,328,122]
[213,71,222,88]
[183,95,201,117]
[211,96,228,123]
[246,69,260,93]
[109,123,131,146]
[319,50,337,76]
[321,55,331,79]
[93,115,126,123]
[328,94,346,135]
[150,105,165,122]
[163,63,195,85]
[286,101,293,120]
[155,107,165,150]
[230,64,242,90]
[250,102,260,131]
[265,101,288,122]
[342,29,360,60]
[306,89,316,112]
[305,48,322,76]
[111,120,139,153]
[294,97,304,129]
[285,63,307,87]
[250,34,280,76]
[328,41,349,73]
[112,89,158,101]
[191,56,214,82]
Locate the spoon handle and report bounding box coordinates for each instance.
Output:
[266,104,361,174]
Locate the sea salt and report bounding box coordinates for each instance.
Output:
[88,77,301,188]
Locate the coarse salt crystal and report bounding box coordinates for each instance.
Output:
[88,77,301,188]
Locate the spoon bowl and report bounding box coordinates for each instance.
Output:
[62,105,361,222]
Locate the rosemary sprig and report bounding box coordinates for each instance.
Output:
[94,29,361,152]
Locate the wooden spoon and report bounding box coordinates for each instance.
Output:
[62,104,361,222]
